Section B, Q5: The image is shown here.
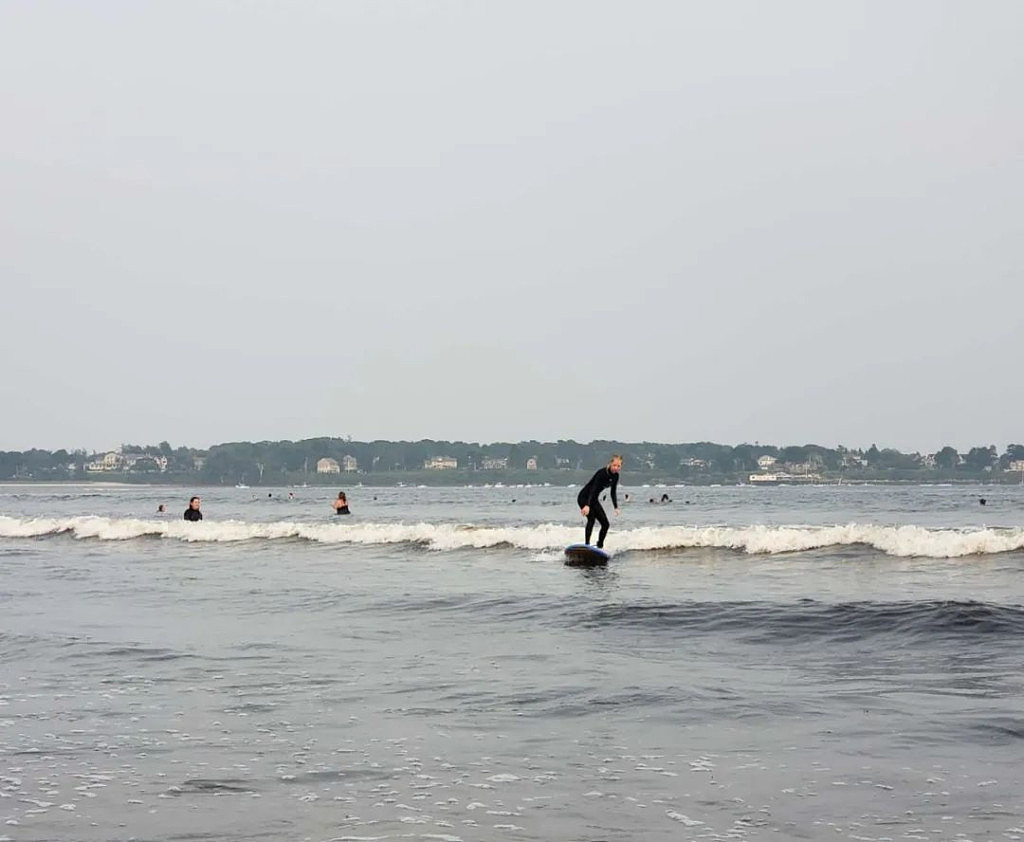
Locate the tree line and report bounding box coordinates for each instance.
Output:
[2,439,1023,484]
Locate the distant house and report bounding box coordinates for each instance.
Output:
[87,450,123,472]
[481,457,508,470]
[757,455,777,470]
[317,457,341,474]
[526,457,538,471]
[341,455,358,472]
[123,453,169,473]
[1008,460,1024,472]
[424,456,458,470]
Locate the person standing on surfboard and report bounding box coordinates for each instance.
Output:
[577,455,622,549]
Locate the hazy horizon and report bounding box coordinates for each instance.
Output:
[3,2,1021,455]
[6,432,1020,459]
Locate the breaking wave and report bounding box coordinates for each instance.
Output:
[1,515,1023,558]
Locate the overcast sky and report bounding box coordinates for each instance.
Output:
[1,1,1021,454]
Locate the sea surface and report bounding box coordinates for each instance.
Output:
[2,481,1024,841]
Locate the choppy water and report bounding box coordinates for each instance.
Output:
[2,482,1024,841]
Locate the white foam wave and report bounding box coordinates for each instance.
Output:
[0,515,578,550]
[1,516,1022,558]
[619,523,1024,558]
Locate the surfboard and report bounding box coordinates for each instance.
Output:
[564,543,611,567]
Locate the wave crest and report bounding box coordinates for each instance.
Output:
[1,516,1023,558]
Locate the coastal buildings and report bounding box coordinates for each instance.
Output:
[424,456,458,470]
[10,440,1024,484]
[85,448,168,473]
[313,456,357,474]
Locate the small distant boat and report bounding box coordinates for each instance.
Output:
[235,475,249,489]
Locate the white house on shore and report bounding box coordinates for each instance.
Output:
[85,448,168,473]
[424,456,458,470]
[317,457,341,474]
[86,450,122,472]
[86,449,126,472]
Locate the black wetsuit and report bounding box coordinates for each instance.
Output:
[577,466,619,548]
[183,508,202,522]
[335,505,350,515]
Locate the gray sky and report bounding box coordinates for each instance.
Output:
[2,1,1021,454]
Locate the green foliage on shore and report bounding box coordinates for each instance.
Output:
[2,439,1024,485]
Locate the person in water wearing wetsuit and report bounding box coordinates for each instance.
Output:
[183,496,202,521]
[577,455,622,548]
[333,491,350,515]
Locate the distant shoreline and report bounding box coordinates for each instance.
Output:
[0,481,140,488]
[1,476,1019,489]
[4,439,1021,487]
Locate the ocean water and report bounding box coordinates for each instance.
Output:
[2,481,1024,841]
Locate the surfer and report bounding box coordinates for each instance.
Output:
[183,496,203,522]
[577,455,622,549]
[333,491,350,515]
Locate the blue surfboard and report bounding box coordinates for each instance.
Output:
[564,543,611,566]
